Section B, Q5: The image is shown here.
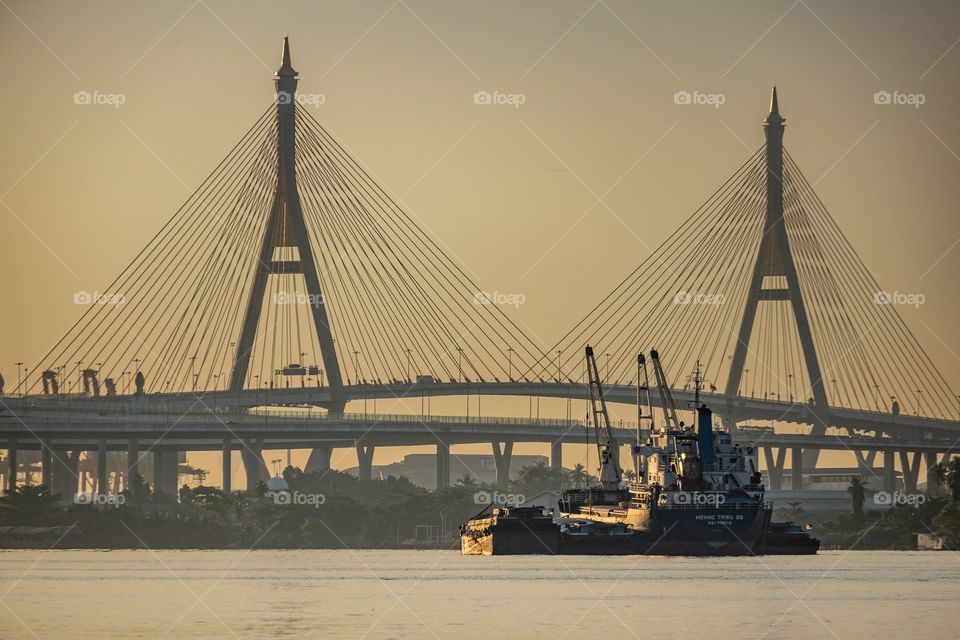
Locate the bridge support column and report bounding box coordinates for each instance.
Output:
[305,446,332,473]
[492,442,513,487]
[6,439,17,493]
[550,442,563,471]
[763,447,786,491]
[41,444,52,488]
[241,440,269,493]
[436,442,450,490]
[883,451,896,493]
[97,439,108,495]
[222,439,232,495]
[790,447,804,491]
[924,451,941,497]
[153,450,179,497]
[50,448,67,500]
[126,439,140,487]
[356,443,375,482]
[853,450,877,473]
[899,451,922,495]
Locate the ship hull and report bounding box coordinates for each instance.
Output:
[460,512,561,555]
[629,505,772,556]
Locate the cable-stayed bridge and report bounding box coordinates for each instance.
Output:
[2,38,957,498]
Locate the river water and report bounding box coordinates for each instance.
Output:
[1,550,957,639]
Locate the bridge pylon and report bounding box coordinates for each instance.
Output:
[725,88,828,441]
[229,37,345,411]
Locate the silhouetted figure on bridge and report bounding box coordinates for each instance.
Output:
[134,371,145,395]
[891,398,900,415]
[104,378,117,396]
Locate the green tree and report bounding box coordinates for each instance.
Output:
[946,458,960,501]
[776,501,808,524]
[928,463,947,498]
[933,500,960,548]
[848,476,867,522]
[0,485,63,525]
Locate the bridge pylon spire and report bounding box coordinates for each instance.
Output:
[725,87,829,431]
[229,37,346,411]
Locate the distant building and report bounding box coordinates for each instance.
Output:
[916,532,944,551]
[343,453,549,489]
[763,467,904,515]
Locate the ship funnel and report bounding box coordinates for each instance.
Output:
[698,405,714,468]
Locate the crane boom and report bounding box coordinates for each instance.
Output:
[585,346,622,488]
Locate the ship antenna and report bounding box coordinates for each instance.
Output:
[694,360,702,407]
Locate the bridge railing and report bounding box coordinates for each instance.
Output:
[2,400,646,431]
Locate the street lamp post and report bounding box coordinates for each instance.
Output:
[14,362,23,397]
[507,347,513,382]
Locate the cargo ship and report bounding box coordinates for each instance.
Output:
[461,347,779,556]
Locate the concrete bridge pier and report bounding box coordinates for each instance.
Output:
[356,443,375,482]
[924,451,941,496]
[41,444,52,488]
[153,450,180,496]
[97,439,108,495]
[51,449,79,501]
[241,440,269,492]
[883,451,896,493]
[763,447,786,491]
[126,439,140,485]
[6,439,16,493]
[550,441,562,471]
[305,446,332,473]
[222,439,232,494]
[899,451,922,494]
[492,441,513,487]
[436,442,450,489]
[791,447,804,491]
[854,450,878,472]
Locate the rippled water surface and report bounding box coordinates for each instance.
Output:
[1,550,958,639]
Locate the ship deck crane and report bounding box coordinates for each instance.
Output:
[584,346,622,489]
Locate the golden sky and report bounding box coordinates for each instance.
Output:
[1,0,958,477]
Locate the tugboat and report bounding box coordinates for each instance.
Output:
[759,521,821,555]
[557,347,772,555]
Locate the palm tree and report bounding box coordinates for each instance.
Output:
[928,463,947,498]
[848,476,867,522]
[455,473,477,489]
[569,464,589,488]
